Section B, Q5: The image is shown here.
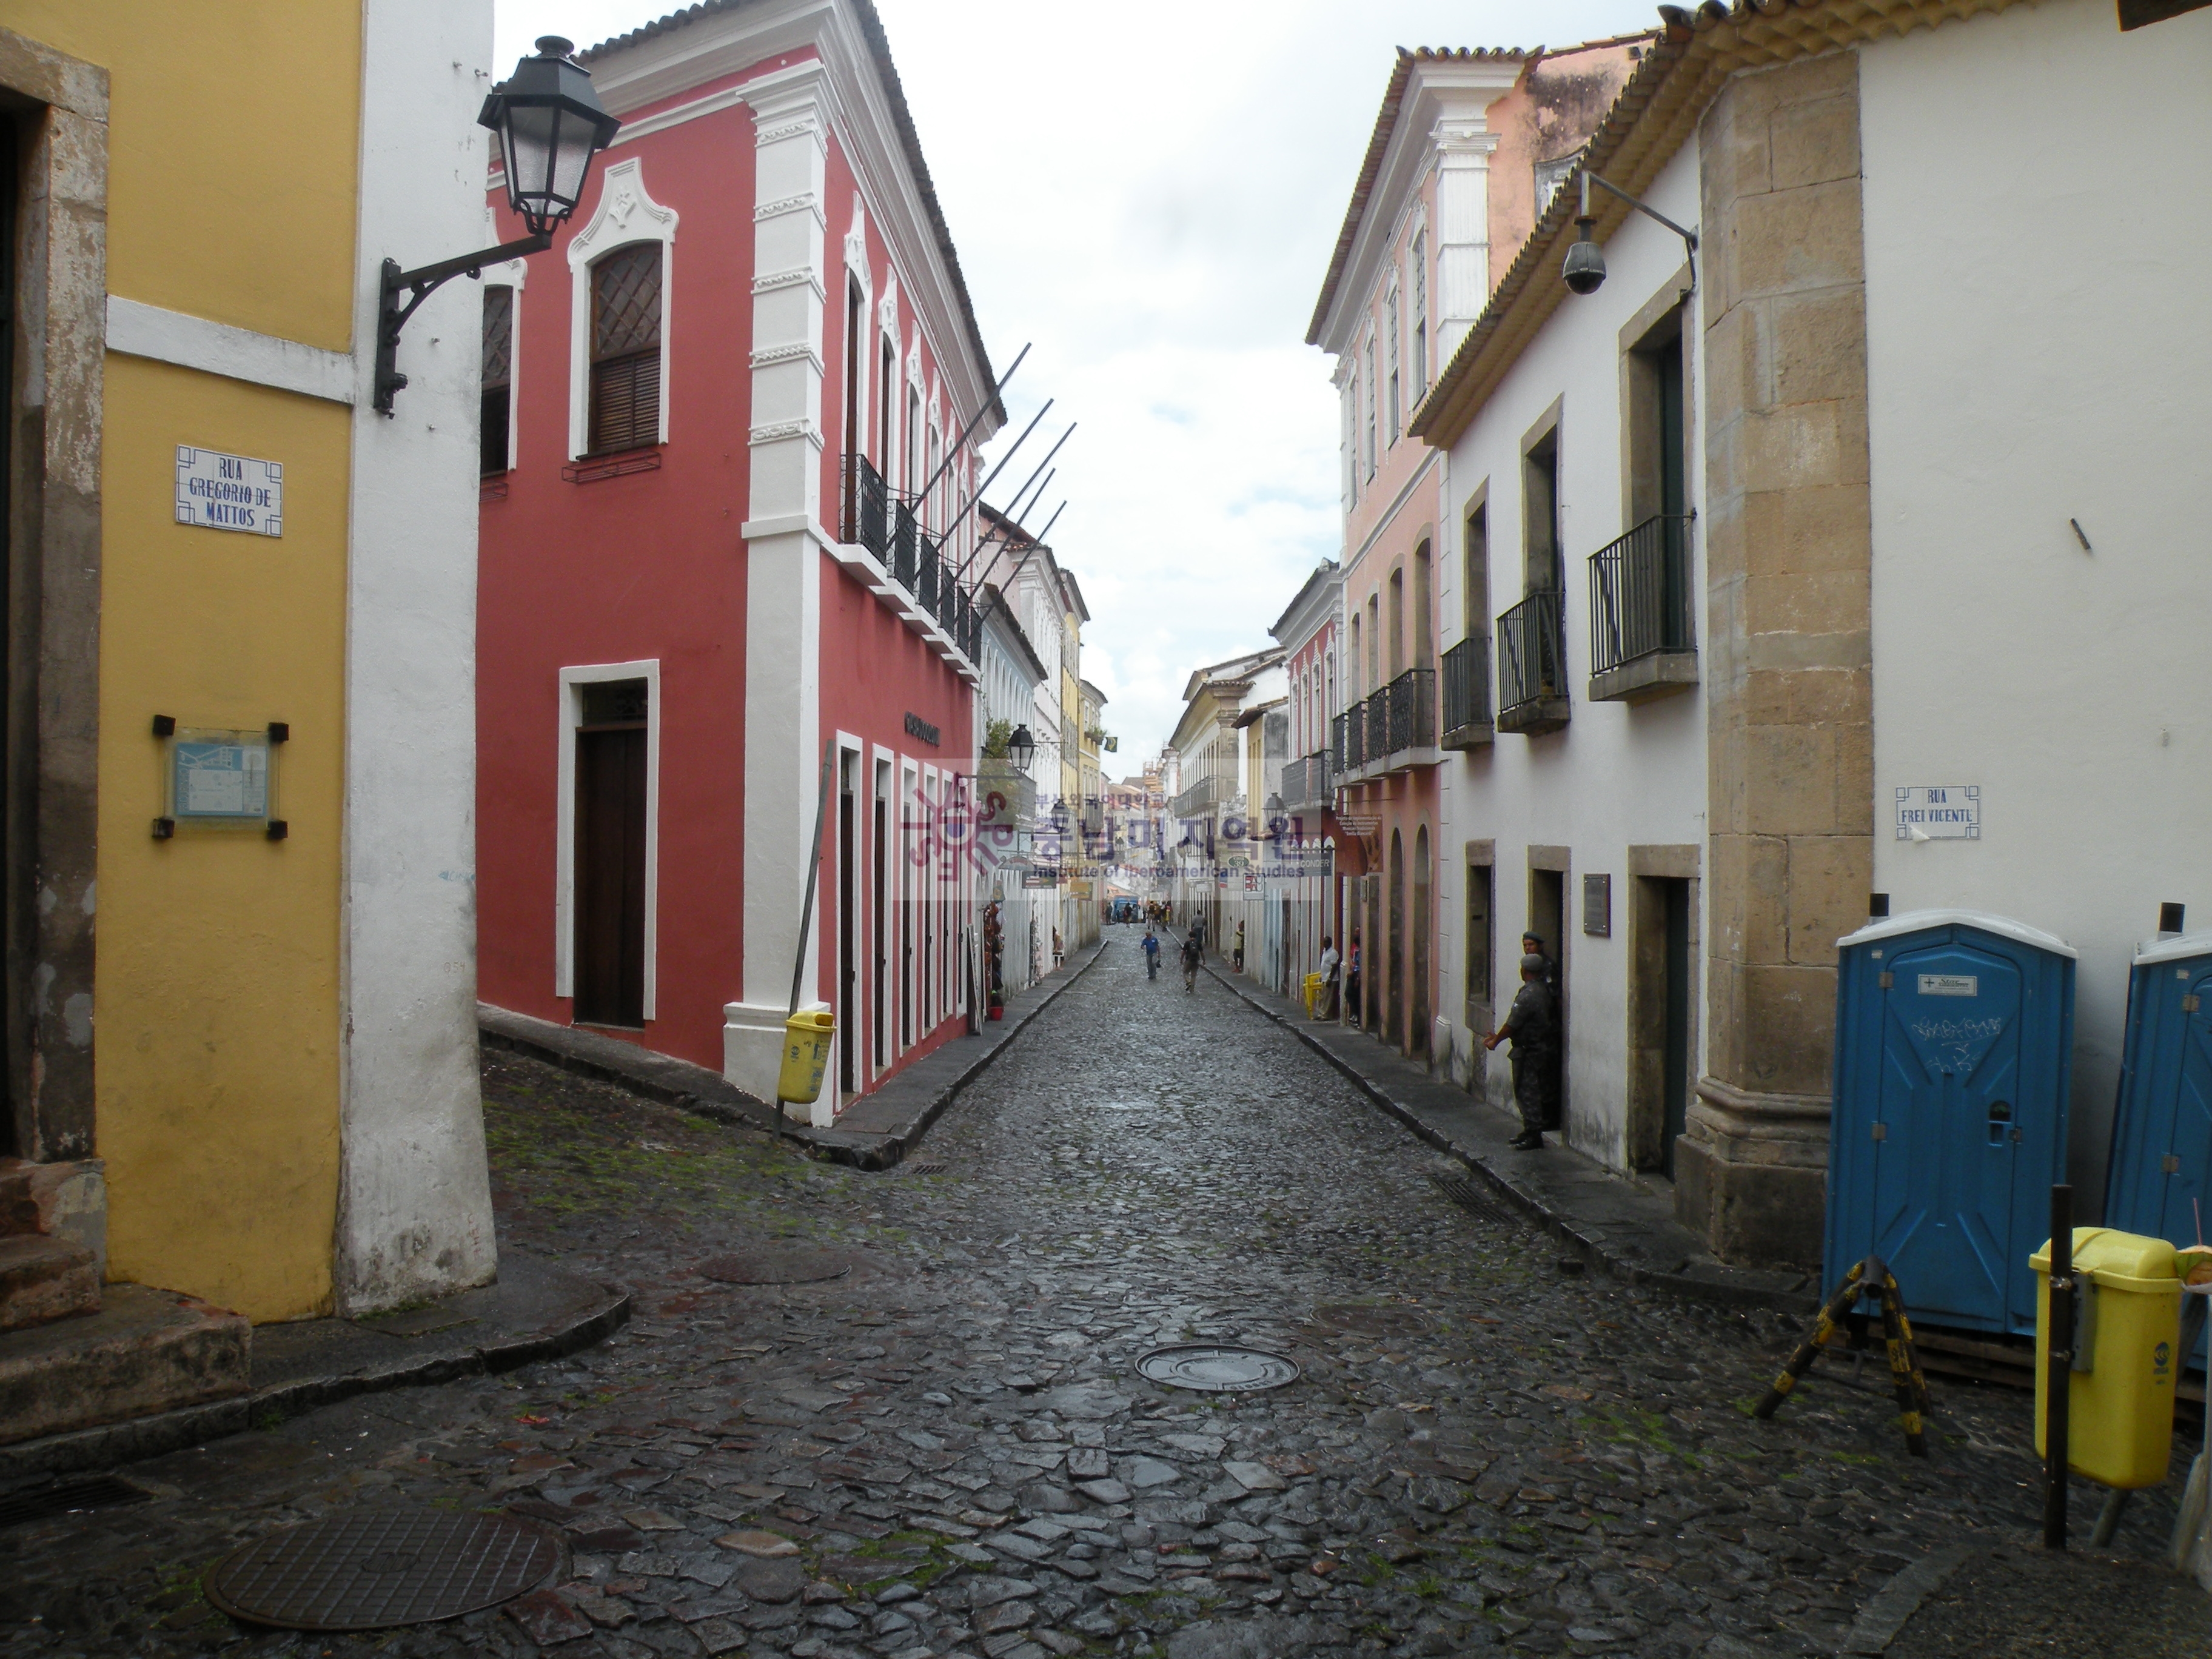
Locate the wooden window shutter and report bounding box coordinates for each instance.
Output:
[589,243,663,455]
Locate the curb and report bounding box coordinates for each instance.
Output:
[1838,1541,1979,1654]
[0,1281,631,1489]
[1203,962,1818,1319]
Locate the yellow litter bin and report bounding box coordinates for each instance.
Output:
[777,1007,836,1107]
[2030,1227,2183,1489]
[1303,973,1324,1016]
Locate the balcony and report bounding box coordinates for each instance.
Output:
[1279,751,1332,814]
[840,454,982,672]
[1496,589,1570,735]
[1332,702,1366,781]
[1441,635,1493,750]
[841,453,890,559]
[1171,773,1233,820]
[1587,513,1697,703]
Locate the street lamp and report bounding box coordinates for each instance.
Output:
[1006,725,1036,771]
[374,36,620,413]
[1560,169,1698,298]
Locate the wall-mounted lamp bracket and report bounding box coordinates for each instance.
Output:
[374,231,551,415]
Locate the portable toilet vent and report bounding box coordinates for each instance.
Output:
[2105,925,2212,1258]
[1826,909,2076,1336]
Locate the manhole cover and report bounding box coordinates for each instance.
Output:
[1312,1304,1434,1339]
[1137,1344,1301,1393]
[700,1249,851,1285]
[203,1509,558,1631]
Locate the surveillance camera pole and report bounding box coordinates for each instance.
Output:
[1578,170,1700,292]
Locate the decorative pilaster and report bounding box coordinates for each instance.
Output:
[1430,119,1498,364]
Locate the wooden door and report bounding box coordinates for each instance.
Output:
[574,723,646,1026]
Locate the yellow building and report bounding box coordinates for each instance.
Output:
[0,1,500,1441]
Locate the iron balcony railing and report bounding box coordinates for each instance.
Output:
[917,532,940,616]
[1171,773,1232,819]
[891,500,919,590]
[1334,701,1367,775]
[1588,513,1695,676]
[1380,668,1436,755]
[842,454,891,558]
[1278,753,1322,812]
[1442,635,1492,736]
[1498,589,1569,717]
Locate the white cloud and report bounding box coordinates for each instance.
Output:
[497,0,1658,760]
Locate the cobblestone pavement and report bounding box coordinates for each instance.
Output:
[4,939,2205,1658]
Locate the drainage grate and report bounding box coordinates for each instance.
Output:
[203,1508,559,1631]
[1136,1343,1302,1393]
[700,1249,852,1285]
[0,1474,151,1532]
[904,1162,947,1176]
[1427,1171,1513,1225]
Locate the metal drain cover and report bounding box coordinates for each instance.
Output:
[1312,1303,1433,1339]
[203,1508,558,1631]
[1138,1343,1301,1393]
[701,1248,851,1285]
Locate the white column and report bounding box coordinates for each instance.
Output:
[1432,119,1498,364]
[727,65,831,1114]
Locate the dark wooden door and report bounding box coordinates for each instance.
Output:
[574,725,647,1025]
[839,779,856,1093]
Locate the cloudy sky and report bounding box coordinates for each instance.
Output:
[497,0,1657,763]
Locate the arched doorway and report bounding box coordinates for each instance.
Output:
[1388,828,1406,1049]
[1413,825,1432,1061]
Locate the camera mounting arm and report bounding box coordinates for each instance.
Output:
[373,230,552,415]
[1580,170,1698,292]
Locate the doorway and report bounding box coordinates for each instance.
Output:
[873,759,889,1070]
[1387,832,1406,1047]
[838,749,857,1096]
[573,679,648,1027]
[1629,873,1696,1175]
[1529,862,1566,1127]
[1661,879,1691,1175]
[1412,826,1432,1062]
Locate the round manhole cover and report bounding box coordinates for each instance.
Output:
[1137,1343,1301,1393]
[204,1509,558,1631]
[1312,1303,1433,1339]
[701,1248,852,1285]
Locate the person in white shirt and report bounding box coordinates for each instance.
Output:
[1316,936,1340,1020]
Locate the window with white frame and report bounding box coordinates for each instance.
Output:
[1386,285,1401,447]
[1411,229,1429,398]
[1363,337,1378,479]
[588,244,663,455]
[481,284,515,475]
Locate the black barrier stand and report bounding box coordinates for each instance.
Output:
[2045,1184,2073,1550]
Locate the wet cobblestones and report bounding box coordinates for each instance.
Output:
[2,941,2204,1657]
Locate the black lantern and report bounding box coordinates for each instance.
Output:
[1007,725,1037,771]
[374,36,621,414]
[480,36,621,238]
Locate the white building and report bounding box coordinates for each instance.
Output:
[976,578,1049,1000]
[1413,0,2212,1269]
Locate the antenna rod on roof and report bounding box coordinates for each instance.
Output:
[911,342,1029,511]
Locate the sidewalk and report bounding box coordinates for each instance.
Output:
[480,934,1113,1171]
[1205,960,1820,1316]
[0,1250,628,1487]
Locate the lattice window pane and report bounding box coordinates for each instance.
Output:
[481,286,514,389]
[592,244,662,362]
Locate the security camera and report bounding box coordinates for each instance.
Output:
[1563,217,1606,295]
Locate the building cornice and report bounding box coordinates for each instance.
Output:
[1410,0,2031,447]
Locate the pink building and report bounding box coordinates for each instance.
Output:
[476,1,1000,1119]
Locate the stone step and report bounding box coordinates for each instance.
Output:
[0,1282,249,1447]
[0,1234,101,1332]
[0,1156,104,1244]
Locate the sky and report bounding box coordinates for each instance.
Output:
[495,0,1658,763]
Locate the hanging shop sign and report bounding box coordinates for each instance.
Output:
[176,446,283,537]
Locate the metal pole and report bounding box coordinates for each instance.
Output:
[2045,1184,2073,1549]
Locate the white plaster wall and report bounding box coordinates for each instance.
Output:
[1435,144,1708,1172]
[335,0,499,1313]
[1857,1,2212,1206]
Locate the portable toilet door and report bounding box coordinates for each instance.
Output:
[2105,931,2212,1256]
[1826,910,2076,1336]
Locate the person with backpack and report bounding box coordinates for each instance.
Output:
[1180,930,1201,994]
[1142,928,1161,980]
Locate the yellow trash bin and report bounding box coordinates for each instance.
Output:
[777,1007,836,1107]
[1304,973,1324,1016]
[2030,1227,2184,1490]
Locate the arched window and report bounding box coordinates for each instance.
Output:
[588,243,662,455]
[481,284,514,476]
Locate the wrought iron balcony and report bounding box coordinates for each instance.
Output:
[917,532,940,616]
[1279,751,1332,814]
[841,454,890,559]
[1587,513,1697,702]
[1378,668,1436,760]
[1334,701,1366,777]
[1496,588,1570,736]
[891,500,919,591]
[1441,635,1493,749]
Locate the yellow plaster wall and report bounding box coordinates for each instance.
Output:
[0,1,361,349]
[97,359,350,1321]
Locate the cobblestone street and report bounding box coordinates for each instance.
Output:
[4,939,2205,1658]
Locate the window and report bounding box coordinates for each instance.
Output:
[1464,500,1490,635]
[1466,859,1493,1009]
[1343,380,1359,508]
[1535,150,1582,209]
[588,243,662,455]
[1524,426,1561,593]
[879,335,896,464]
[481,285,514,476]
[1386,286,1401,446]
[1411,230,1429,397]
[905,384,921,494]
[1363,338,1378,478]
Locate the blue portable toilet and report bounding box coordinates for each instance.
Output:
[1826,910,2076,1336]
[2105,929,2212,1255]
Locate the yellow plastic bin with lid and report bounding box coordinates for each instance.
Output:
[2030,1227,2183,1489]
[1304,973,1325,1016]
[777,1007,836,1107]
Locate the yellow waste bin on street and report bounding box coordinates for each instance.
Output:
[777,1007,836,1107]
[2031,1227,2183,1489]
[1304,973,1324,1016]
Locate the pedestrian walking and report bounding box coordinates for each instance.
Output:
[1180,931,1201,994]
[1191,916,1206,959]
[1052,927,1063,969]
[1233,921,1245,973]
[1484,953,1560,1149]
[1521,930,1563,1127]
[1317,935,1340,1020]
[1142,928,1161,980]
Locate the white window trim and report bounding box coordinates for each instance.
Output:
[555,659,663,1021]
[831,728,865,1111]
[566,156,680,461]
[484,256,526,473]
